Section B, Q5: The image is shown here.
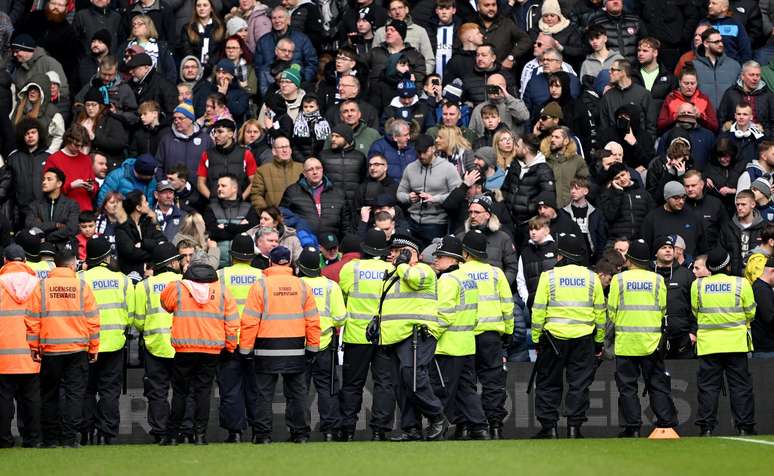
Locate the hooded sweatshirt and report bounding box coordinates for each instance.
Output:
[0,261,40,374]
[396,156,463,225]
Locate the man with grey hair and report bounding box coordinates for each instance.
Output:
[718,59,774,136]
[324,76,380,130]
[520,34,576,99]
[522,48,581,117]
[367,119,417,181]
[254,6,318,90]
[251,226,280,269]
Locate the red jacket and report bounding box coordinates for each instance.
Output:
[657,89,719,133]
[44,150,99,211]
[321,252,361,283]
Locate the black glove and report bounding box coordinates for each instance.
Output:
[501,333,514,348]
[305,350,318,365]
[366,316,380,344]
[394,249,412,266]
[594,343,604,355]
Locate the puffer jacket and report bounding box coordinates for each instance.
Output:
[129,67,178,116]
[279,176,352,238]
[657,89,719,133]
[88,113,129,169]
[97,159,158,208]
[501,153,556,224]
[319,145,366,203]
[368,135,417,182]
[457,216,519,287]
[718,79,774,136]
[250,157,304,211]
[460,63,501,105]
[155,123,212,180]
[115,215,166,277]
[587,10,648,63]
[693,53,741,111]
[597,182,655,240]
[637,0,702,48]
[6,147,49,212]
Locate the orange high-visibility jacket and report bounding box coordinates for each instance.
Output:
[239,266,321,359]
[0,261,40,374]
[25,267,100,355]
[160,280,239,354]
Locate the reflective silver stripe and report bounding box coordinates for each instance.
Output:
[478,295,502,302]
[262,312,306,321]
[446,325,476,332]
[306,345,319,352]
[142,279,152,322]
[217,269,225,283]
[323,280,333,318]
[171,338,224,346]
[175,311,226,319]
[143,328,171,336]
[549,301,597,308]
[587,270,595,306]
[389,292,435,300]
[735,277,742,307]
[40,311,90,318]
[226,335,238,341]
[0,310,23,317]
[235,298,247,306]
[696,277,704,308]
[225,313,240,322]
[321,327,333,336]
[100,302,126,310]
[100,324,127,331]
[545,317,594,326]
[347,312,372,320]
[619,305,662,311]
[698,319,748,330]
[84,310,99,319]
[79,278,85,314]
[701,306,745,314]
[532,303,547,310]
[381,314,438,322]
[0,348,32,355]
[533,323,543,331]
[548,270,556,303]
[243,308,262,319]
[478,316,505,323]
[349,292,380,299]
[254,348,305,356]
[617,274,624,308]
[147,306,167,315]
[40,337,89,344]
[617,325,661,333]
[39,279,46,316]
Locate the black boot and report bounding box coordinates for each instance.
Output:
[159,435,177,446]
[469,429,491,440]
[452,425,469,440]
[567,426,583,439]
[618,427,640,438]
[80,431,94,446]
[490,426,503,440]
[531,425,558,439]
[253,435,272,444]
[699,427,713,437]
[290,433,309,444]
[425,416,449,441]
[371,431,389,441]
[194,433,208,445]
[338,430,354,442]
[322,432,335,442]
[390,428,422,442]
[225,432,242,443]
[738,427,758,436]
[96,432,113,445]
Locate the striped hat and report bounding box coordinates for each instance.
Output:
[281,64,302,87]
[173,100,195,122]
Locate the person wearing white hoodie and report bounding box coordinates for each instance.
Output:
[0,245,41,448]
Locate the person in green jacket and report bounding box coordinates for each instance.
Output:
[608,239,677,438]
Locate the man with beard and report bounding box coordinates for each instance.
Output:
[15,0,80,87]
[474,0,530,69]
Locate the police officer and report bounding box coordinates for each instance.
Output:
[240,246,320,444]
[608,239,678,438]
[297,247,347,441]
[0,245,41,448]
[531,233,606,439]
[381,234,447,442]
[26,250,100,448]
[431,236,490,441]
[692,248,757,436]
[337,229,396,441]
[463,230,514,439]
[14,229,53,280]
[78,238,135,445]
[134,242,182,444]
[216,234,262,443]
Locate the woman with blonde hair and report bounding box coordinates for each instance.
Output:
[238,118,270,163]
[493,129,517,171]
[12,74,65,153]
[173,211,220,269]
[434,125,474,177]
[123,14,177,82]
[179,0,226,71]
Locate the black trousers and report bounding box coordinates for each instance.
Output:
[430,355,487,431]
[167,352,218,437]
[306,348,340,433]
[0,373,40,447]
[696,352,755,431]
[615,354,678,429]
[254,372,309,438]
[81,349,123,437]
[665,334,696,360]
[217,353,257,433]
[143,349,173,437]
[338,343,395,432]
[390,334,444,431]
[40,352,88,445]
[534,333,596,427]
[475,331,507,427]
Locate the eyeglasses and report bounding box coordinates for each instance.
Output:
[273,144,291,150]
[276,47,294,54]
[542,57,560,63]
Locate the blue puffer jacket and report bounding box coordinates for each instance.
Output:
[97,158,158,208]
[254,28,318,85]
[367,135,418,182]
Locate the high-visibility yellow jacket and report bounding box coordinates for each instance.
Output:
[380,263,439,346]
[436,265,478,356]
[134,271,179,358]
[607,269,666,356]
[338,257,393,344]
[465,259,513,336]
[691,274,756,355]
[301,275,346,350]
[79,265,134,353]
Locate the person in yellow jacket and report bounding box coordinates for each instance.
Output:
[337,228,396,442]
[743,224,774,283]
[216,235,262,443]
[0,245,41,448]
[691,247,757,437]
[14,229,54,280]
[531,233,606,439]
[461,230,514,439]
[381,234,448,442]
[297,247,346,442]
[133,242,182,444]
[608,239,677,438]
[78,237,134,445]
[431,236,490,441]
